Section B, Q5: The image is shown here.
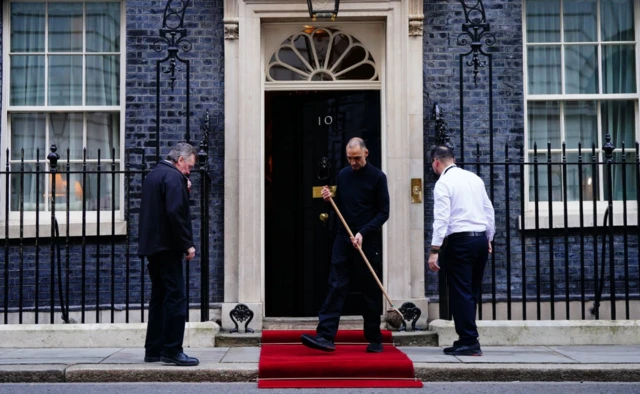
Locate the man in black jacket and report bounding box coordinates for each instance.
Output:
[138,142,199,366]
[301,137,390,353]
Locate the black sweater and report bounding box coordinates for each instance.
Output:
[138,160,194,257]
[334,163,390,237]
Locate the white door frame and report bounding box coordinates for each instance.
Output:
[222,0,427,329]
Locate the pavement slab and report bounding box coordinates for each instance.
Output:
[177,348,229,364]
[101,348,230,364]
[0,358,105,365]
[0,349,17,356]
[0,348,121,360]
[455,346,577,364]
[549,345,640,363]
[220,347,260,363]
[400,346,461,363]
[1,345,640,383]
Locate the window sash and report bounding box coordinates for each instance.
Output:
[524,0,640,206]
[6,111,122,214]
[525,0,637,96]
[8,1,122,108]
[2,1,125,221]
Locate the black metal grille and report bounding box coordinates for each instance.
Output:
[1,144,212,324]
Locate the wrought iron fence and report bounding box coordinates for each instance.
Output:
[436,138,640,321]
[1,145,211,325]
[2,138,639,323]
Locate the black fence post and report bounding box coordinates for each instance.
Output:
[47,145,60,324]
[198,112,211,322]
[4,149,10,324]
[603,133,616,319]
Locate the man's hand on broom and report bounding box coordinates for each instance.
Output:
[321,185,332,201]
[351,233,363,249]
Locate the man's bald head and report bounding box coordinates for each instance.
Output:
[346,137,368,171]
[347,137,367,150]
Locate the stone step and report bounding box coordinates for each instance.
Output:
[215,316,438,347]
[263,316,364,330]
[215,330,438,347]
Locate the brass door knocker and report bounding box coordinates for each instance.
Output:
[317,157,331,180]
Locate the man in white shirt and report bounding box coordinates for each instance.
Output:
[428,145,495,356]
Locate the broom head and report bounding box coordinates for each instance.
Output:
[384,307,404,329]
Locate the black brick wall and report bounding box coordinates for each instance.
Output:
[1,0,638,318]
[1,1,226,316]
[422,0,639,308]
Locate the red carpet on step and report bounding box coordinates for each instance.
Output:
[258,330,423,388]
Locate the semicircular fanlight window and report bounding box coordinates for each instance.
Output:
[267,28,378,82]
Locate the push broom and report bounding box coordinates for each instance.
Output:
[327,196,404,329]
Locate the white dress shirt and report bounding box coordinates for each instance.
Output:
[431,164,495,247]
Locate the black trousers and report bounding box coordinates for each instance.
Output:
[144,252,187,356]
[442,235,488,345]
[317,233,383,344]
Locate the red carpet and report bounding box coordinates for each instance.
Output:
[258,330,423,388]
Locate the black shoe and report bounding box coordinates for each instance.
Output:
[301,334,336,352]
[443,340,462,354]
[366,342,383,353]
[160,352,200,366]
[444,342,482,356]
[144,355,161,363]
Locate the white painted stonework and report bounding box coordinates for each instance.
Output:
[223,0,427,330]
[0,322,220,348]
[429,319,640,346]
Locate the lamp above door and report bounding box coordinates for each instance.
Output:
[306,0,340,21]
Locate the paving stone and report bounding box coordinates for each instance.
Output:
[220,347,260,363]
[456,346,576,363]
[100,348,228,364]
[0,358,104,365]
[550,345,640,363]
[101,349,151,364]
[0,349,17,356]
[0,348,121,359]
[176,348,229,364]
[400,346,461,363]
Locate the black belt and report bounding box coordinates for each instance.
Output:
[447,231,485,240]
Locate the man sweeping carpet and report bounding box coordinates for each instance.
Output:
[301,137,390,354]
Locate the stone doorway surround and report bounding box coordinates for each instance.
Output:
[222,0,427,331]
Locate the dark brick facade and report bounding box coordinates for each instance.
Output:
[1,1,226,316]
[1,0,638,319]
[422,0,639,309]
[124,0,225,306]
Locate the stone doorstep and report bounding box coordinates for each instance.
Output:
[0,319,433,349]
[214,330,438,347]
[3,363,640,383]
[429,319,640,346]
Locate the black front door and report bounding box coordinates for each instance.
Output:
[265,90,381,317]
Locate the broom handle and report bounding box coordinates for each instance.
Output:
[327,196,395,308]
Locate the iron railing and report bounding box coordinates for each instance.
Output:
[2,138,639,323]
[1,145,212,325]
[434,139,640,321]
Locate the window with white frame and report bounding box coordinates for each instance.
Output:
[3,1,123,219]
[524,0,638,204]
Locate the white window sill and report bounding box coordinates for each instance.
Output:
[519,208,638,230]
[0,220,128,239]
